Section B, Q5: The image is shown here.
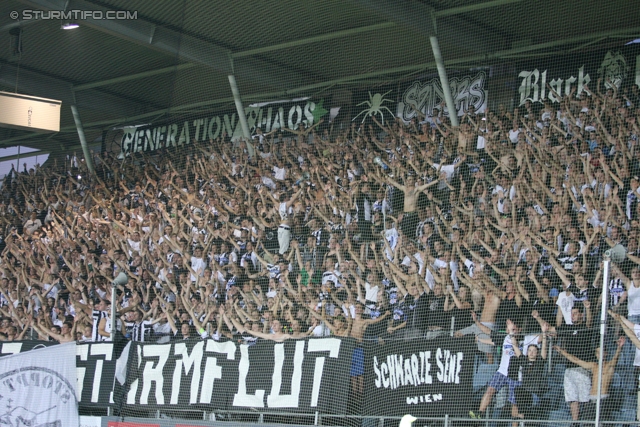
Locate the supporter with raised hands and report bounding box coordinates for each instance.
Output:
[469,316,524,423]
[453,261,501,363]
[554,335,625,424]
[532,300,594,425]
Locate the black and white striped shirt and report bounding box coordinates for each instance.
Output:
[128,320,153,342]
[91,309,107,342]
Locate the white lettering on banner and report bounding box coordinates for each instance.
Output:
[518,50,632,105]
[139,345,169,405]
[200,340,236,404]
[126,345,142,404]
[171,341,204,404]
[76,345,89,402]
[89,344,112,403]
[125,338,343,408]
[307,338,341,407]
[518,66,590,105]
[406,394,443,405]
[231,338,342,408]
[233,344,265,407]
[397,72,487,121]
[177,121,190,146]
[120,100,326,155]
[435,348,463,384]
[267,340,305,408]
[373,348,462,390]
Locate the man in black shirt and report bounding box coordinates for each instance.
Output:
[533,301,593,426]
[424,283,449,339]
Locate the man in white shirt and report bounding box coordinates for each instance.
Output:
[23,211,42,236]
[271,187,303,254]
[626,176,640,220]
[189,246,207,282]
[273,157,286,181]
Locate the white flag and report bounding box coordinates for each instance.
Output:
[0,342,78,427]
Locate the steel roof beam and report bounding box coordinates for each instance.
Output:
[6,24,639,148]
[16,0,304,90]
[434,0,526,17]
[16,0,232,71]
[74,63,196,91]
[70,0,522,93]
[15,0,528,98]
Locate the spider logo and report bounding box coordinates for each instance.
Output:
[352,90,395,124]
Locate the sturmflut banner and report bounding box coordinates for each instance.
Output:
[0,342,79,427]
[122,338,354,414]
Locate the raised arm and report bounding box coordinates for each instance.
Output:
[610,311,640,349]
[553,345,592,369]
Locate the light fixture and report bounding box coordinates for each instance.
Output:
[61,22,79,30]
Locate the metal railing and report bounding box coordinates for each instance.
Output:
[106,412,640,427]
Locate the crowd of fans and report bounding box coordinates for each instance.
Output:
[2,78,640,423]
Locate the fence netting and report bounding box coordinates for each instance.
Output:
[1,1,640,426]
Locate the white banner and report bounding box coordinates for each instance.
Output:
[0,342,78,427]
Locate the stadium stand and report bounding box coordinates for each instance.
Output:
[1,1,640,426]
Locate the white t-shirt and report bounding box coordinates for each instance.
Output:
[273,166,286,181]
[463,258,476,278]
[627,283,640,316]
[476,134,486,150]
[43,283,59,300]
[431,163,456,180]
[155,322,173,343]
[311,322,331,337]
[364,282,379,302]
[261,176,276,190]
[279,202,289,222]
[498,334,519,376]
[508,129,520,143]
[190,256,207,281]
[556,291,575,325]
[127,239,141,254]
[322,270,341,288]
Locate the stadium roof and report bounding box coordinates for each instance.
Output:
[0,0,638,153]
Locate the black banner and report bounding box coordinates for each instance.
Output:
[0,340,56,355]
[118,98,331,155]
[515,45,640,106]
[0,341,116,407]
[364,336,475,417]
[122,337,354,414]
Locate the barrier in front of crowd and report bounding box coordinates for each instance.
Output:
[0,337,473,414]
[2,335,637,425]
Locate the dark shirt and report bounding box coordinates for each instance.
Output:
[450,306,473,330]
[531,298,555,326]
[518,357,547,395]
[410,294,430,332]
[496,296,521,331]
[557,322,595,368]
[426,294,450,330]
